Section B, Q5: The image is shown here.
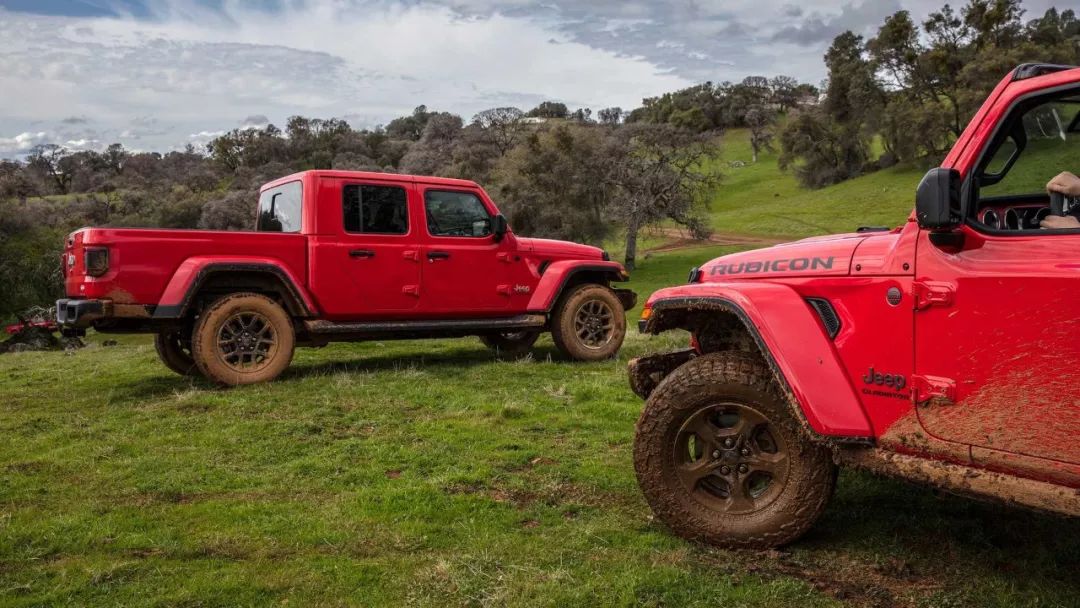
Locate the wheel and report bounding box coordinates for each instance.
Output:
[154,330,198,376]
[633,351,836,548]
[190,292,295,386]
[480,330,540,359]
[550,284,626,361]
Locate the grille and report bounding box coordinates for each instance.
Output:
[806,298,841,339]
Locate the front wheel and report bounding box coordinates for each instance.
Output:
[633,351,836,548]
[550,284,626,361]
[190,293,295,386]
[154,330,198,376]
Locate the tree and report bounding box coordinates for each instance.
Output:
[597,107,623,125]
[778,109,869,189]
[471,107,524,155]
[744,105,776,163]
[769,76,799,112]
[26,144,72,194]
[607,125,718,270]
[526,101,569,119]
[385,105,434,141]
[398,113,464,176]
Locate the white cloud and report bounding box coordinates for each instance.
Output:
[0,2,691,156]
[0,131,50,155]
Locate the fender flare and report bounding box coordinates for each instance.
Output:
[641,282,873,440]
[526,261,629,313]
[153,256,316,319]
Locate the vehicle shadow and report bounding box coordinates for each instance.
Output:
[279,343,582,380]
[784,471,1080,601]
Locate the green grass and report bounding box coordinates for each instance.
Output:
[2,247,1079,607]
[5,133,1079,606]
[701,129,923,238]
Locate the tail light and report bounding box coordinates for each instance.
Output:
[84,247,109,277]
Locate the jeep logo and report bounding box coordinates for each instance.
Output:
[862,366,906,390]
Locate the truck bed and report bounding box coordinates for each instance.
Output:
[64,227,308,307]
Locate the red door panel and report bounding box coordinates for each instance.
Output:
[913,227,1080,465]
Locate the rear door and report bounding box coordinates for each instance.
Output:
[307,179,423,318]
[418,187,510,314]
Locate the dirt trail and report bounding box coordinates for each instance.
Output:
[644,227,793,253]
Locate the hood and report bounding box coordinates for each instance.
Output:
[700,232,868,280]
[516,236,605,260]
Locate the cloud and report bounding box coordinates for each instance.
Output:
[770,0,904,46]
[0,2,691,156]
[0,131,50,155]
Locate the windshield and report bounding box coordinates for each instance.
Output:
[257,181,303,232]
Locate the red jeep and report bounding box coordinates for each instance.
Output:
[57,171,634,385]
[630,63,1080,548]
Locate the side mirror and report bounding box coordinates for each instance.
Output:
[492,214,508,242]
[915,168,961,230]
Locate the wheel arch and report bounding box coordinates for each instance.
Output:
[641,283,873,442]
[526,261,630,313]
[154,258,316,320]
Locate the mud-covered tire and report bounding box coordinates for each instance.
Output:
[550,284,626,361]
[633,351,836,548]
[154,330,199,376]
[480,330,540,359]
[191,292,295,386]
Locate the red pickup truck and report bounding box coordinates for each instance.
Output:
[57,171,635,385]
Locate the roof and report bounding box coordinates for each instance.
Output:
[261,170,480,191]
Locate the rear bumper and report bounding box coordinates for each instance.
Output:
[56,298,109,327]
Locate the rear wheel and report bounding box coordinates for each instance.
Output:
[551,284,626,361]
[154,330,198,376]
[480,330,540,359]
[633,351,836,548]
[191,293,295,386]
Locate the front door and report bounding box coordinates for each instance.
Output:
[913,89,1080,466]
[913,228,1080,465]
[418,187,509,314]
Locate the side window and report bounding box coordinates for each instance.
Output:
[424,190,492,237]
[343,185,408,235]
[978,95,1080,199]
[257,181,302,233]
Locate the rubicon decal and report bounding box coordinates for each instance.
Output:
[709,256,835,276]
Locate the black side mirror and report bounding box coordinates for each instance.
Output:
[915,168,961,230]
[492,214,508,242]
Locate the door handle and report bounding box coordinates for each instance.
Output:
[427,251,450,261]
[349,249,375,258]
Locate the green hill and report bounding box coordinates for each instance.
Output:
[701,128,922,238]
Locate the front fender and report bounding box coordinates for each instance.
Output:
[526,261,629,312]
[154,256,316,318]
[641,282,872,439]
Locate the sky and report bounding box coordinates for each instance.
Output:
[0,0,1064,158]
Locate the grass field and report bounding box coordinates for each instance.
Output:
[3,245,1079,607]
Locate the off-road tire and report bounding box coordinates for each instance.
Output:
[480,330,540,359]
[154,330,199,376]
[633,351,836,548]
[191,292,295,386]
[551,284,626,361]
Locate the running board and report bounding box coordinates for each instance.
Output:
[302,314,546,341]
[838,448,1080,517]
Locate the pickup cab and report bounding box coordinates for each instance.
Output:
[57,170,635,385]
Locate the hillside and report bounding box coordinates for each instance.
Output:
[701,129,921,239]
